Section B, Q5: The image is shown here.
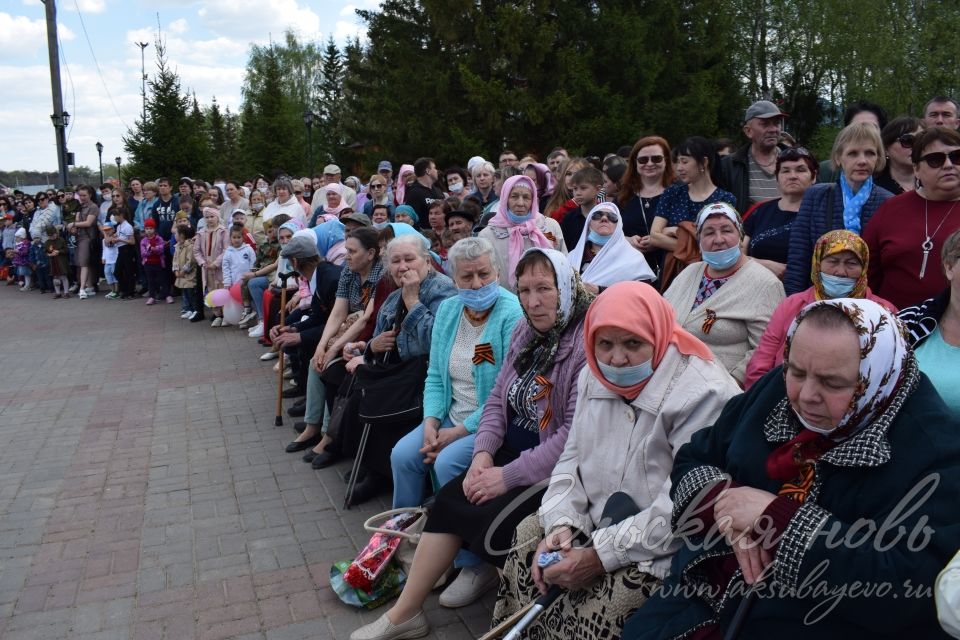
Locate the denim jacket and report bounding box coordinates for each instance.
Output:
[369,270,457,360]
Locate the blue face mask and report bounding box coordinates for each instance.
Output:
[458,279,500,312]
[372,221,389,230]
[588,230,612,245]
[597,359,654,388]
[819,272,857,298]
[701,245,741,271]
[506,209,533,225]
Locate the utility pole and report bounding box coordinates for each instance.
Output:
[136,41,149,122]
[43,0,69,187]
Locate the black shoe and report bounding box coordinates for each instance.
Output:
[291,397,306,408]
[281,386,305,398]
[347,475,388,507]
[293,421,306,433]
[287,403,305,417]
[302,450,318,463]
[311,451,340,470]
[189,311,204,323]
[285,434,321,453]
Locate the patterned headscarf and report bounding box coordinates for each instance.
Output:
[785,298,909,439]
[487,176,553,287]
[810,229,870,300]
[513,247,593,378]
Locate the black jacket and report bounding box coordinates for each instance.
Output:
[288,262,343,342]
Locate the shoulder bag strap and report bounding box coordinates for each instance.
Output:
[825,184,836,231]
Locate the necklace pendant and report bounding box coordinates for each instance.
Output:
[920,248,930,279]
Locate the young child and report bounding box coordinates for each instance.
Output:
[30,232,52,293]
[12,228,31,290]
[172,225,201,321]
[44,225,70,298]
[2,214,17,283]
[194,205,228,326]
[222,223,257,325]
[229,210,258,251]
[101,222,120,299]
[140,218,168,305]
[111,206,137,299]
[561,166,604,250]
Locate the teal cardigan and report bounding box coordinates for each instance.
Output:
[423,288,523,433]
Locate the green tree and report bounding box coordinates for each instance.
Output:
[319,35,345,161]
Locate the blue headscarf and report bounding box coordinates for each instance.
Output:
[388,222,440,266]
[394,204,419,225]
[314,218,345,256]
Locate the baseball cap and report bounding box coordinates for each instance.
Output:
[377,160,392,172]
[341,212,371,227]
[323,164,341,175]
[280,233,320,259]
[744,100,788,124]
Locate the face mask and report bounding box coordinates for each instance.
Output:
[588,230,611,246]
[458,280,500,312]
[506,209,533,225]
[701,245,741,271]
[819,272,857,298]
[102,194,112,203]
[449,182,464,194]
[251,202,264,212]
[597,359,654,388]
[372,221,389,230]
[793,407,836,436]
[258,187,268,195]
[303,190,312,199]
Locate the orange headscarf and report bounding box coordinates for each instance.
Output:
[584,281,714,399]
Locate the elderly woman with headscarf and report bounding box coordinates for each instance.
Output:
[394,163,415,207]
[482,281,741,640]
[393,204,419,227]
[309,182,350,227]
[479,175,566,289]
[524,162,557,213]
[262,176,305,224]
[623,298,960,640]
[351,247,593,640]
[311,217,347,266]
[745,229,897,388]
[663,202,784,385]
[567,201,656,294]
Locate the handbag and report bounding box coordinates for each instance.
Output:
[324,372,358,441]
[353,354,429,428]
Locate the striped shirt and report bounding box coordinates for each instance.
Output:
[747,152,780,204]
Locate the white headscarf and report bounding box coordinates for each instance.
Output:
[567,202,655,287]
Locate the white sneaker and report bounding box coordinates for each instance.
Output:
[438,564,499,608]
[248,322,264,338]
[78,290,89,300]
[239,310,257,325]
[259,351,279,361]
[211,317,223,327]
[349,611,428,640]
[68,284,79,293]
[84,287,96,295]
[180,310,191,319]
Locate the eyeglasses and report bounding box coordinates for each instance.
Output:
[57,193,65,198]
[897,134,916,149]
[590,210,619,223]
[919,149,960,169]
[636,155,664,165]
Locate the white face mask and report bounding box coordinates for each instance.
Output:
[448,181,464,193]
[793,408,836,436]
[102,193,112,203]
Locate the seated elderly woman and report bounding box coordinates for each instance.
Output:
[898,228,960,415]
[623,298,960,640]
[479,175,566,289]
[566,202,656,294]
[663,202,784,385]
[341,232,458,505]
[484,282,741,640]
[351,248,593,640]
[390,236,523,511]
[745,229,896,388]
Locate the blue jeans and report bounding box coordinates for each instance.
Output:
[391,418,480,568]
[247,276,269,318]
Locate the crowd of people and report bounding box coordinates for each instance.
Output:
[3,95,960,639]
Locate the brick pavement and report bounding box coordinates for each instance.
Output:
[0,289,495,639]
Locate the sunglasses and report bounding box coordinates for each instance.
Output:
[778,146,813,160]
[590,210,619,223]
[636,155,664,165]
[898,133,916,148]
[920,150,960,169]
[370,183,385,188]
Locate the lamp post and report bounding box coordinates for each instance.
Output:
[115,156,122,190]
[96,141,104,185]
[302,111,315,176]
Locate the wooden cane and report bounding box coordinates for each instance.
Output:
[274,282,289,426]
[478,600,536,640]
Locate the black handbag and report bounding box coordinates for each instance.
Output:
[353,354,429,428]
[325,373,358,441]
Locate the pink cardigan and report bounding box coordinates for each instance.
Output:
[744,287,897,389]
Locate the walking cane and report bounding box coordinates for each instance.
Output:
[482,492,642,640]
[274,271,298,426]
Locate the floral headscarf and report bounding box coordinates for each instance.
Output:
[785,298,910,439]
[513,247,593,378]
[810,229,870,300]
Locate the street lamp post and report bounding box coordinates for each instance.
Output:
[302,111,315,177]
[96,141,104,185]
[115,156,122,190]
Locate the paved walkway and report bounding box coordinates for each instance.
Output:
[0,288,495,639]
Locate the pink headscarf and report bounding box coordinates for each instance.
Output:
[487,175,553,286]
[394,164,415,206]
[527,162,556,200]
[323,183,350,217]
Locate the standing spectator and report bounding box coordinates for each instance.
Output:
[219,180,249,224]
[404,157,445,225]
[817,101,888,183]
[875,116,923,195]
[466,161,497,211]
[195,206,229,326]
[150,177,179,244]
[923,96,960,130]
[140,219,170,305]
[720,99,789,211]
[30,193,58,242]
[44,225,69,298]
[67,185,100,299]
[112,204,138,300]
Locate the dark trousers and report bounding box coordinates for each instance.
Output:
[116,245,138,297]
[144,263,168,299]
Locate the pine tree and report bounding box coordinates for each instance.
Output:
[319,36,344,160]
[207,97,227,177]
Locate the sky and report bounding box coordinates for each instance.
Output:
[0,0,378,173]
